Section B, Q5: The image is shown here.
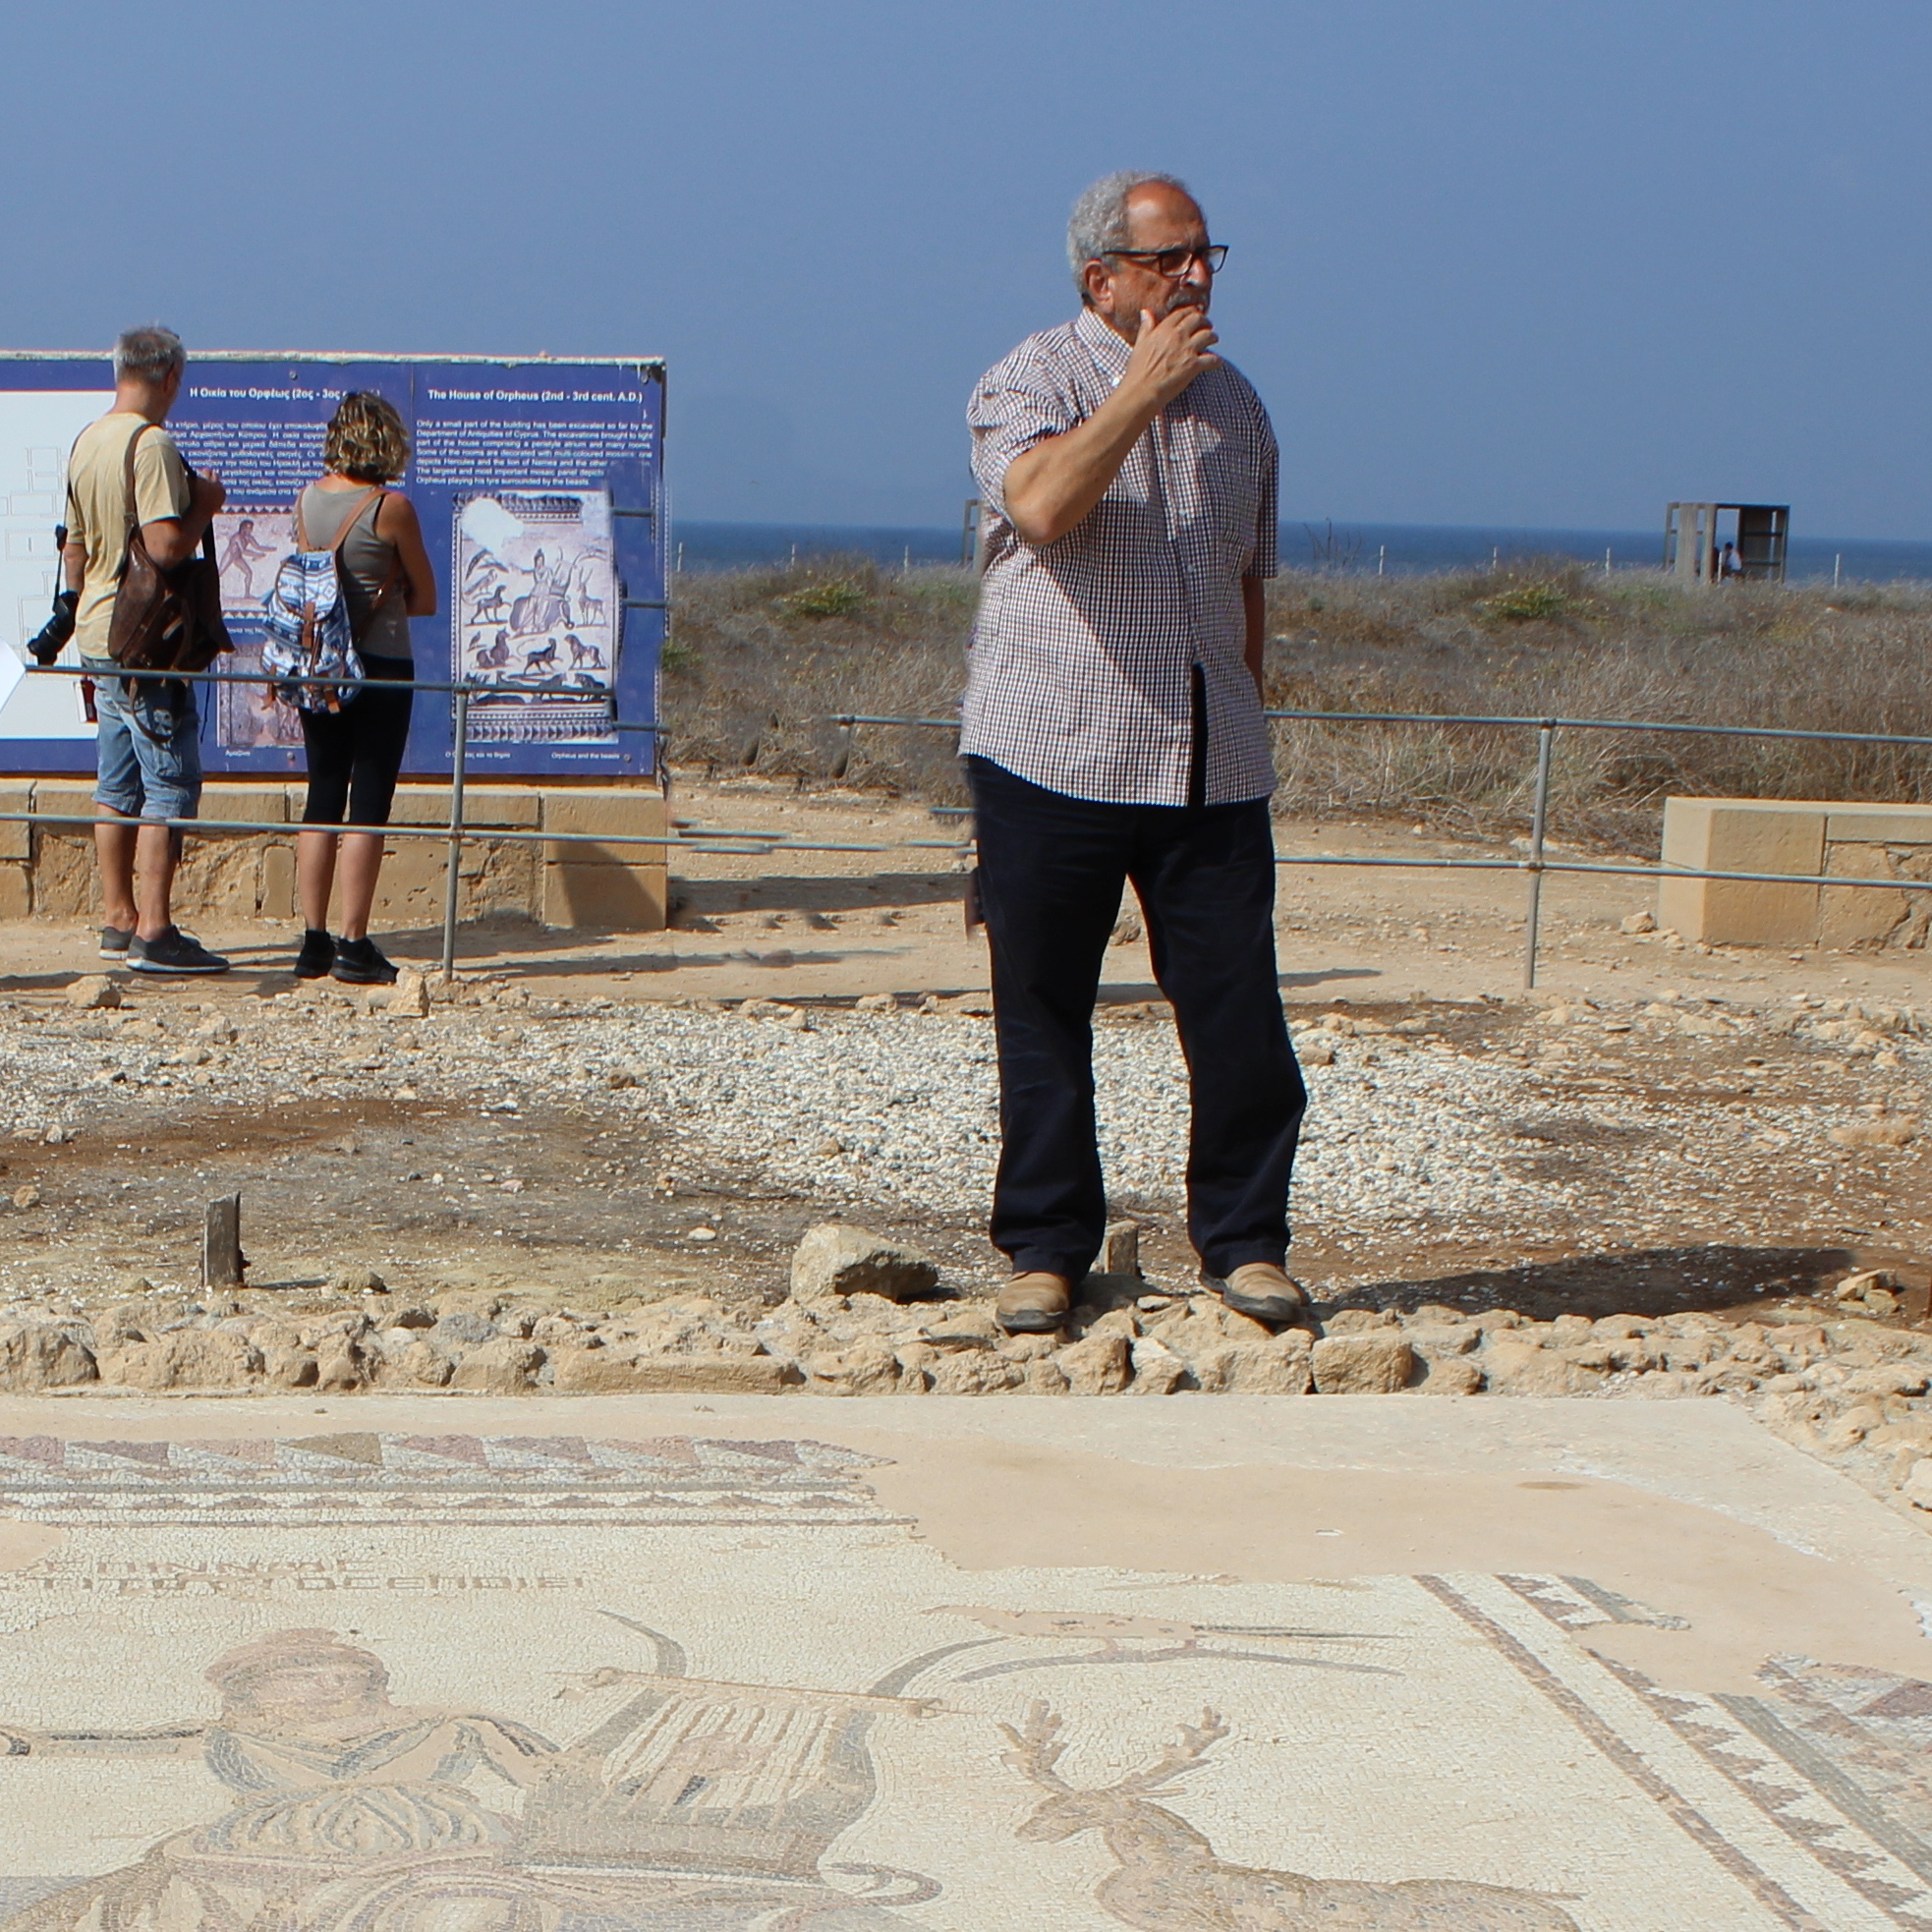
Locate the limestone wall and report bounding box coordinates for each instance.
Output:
[0,779,666,932]
[1659,797,1932,949]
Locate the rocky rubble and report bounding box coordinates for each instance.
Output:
[5,1221,1932,1513]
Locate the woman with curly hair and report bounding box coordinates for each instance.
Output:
[292,391,437,985]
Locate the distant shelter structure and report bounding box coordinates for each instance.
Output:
[1665,501,1789,582]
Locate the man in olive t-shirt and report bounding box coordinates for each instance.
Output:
[58,326,228,974]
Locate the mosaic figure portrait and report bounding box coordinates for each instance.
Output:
[0,1624,927,1932]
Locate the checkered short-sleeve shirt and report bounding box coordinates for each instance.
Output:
[960,305,1279,807]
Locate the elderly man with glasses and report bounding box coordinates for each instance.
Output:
[963,170,1307,1336]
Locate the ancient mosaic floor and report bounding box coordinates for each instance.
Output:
[0,1407,1926,1929]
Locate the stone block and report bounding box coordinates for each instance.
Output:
[1057,1332,1131,1395]
[99,1329,262,1391]
[1098,1220,1141,1277]
[541,787,667,856]
[29,780,96,835]
[258,839,297,918]
[1311,1332,1415,1393]
[0,865,28,920]
[198,782,289,825]
[0,785,30,862]
[369,833,540,925]
[0,1322,96,1390]
[541,860,667,931]
[1657,798,1826,946]
[1826,804,1932,844]
[388,784,542,829]
[450,1338,544,1392]
[798,1342,902,1396]
[1820,843,1932,951]
[549,1344,790,1395]
[174,839,271,919]
[1480,1338,1605,1396]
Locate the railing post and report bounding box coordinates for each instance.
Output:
[1522,721,1555,990]
[440,683,470,984]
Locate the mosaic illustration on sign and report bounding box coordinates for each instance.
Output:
[212,508,303,750]
[454,489,618,744]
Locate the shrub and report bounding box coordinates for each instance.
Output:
[1483,580,1572,623]
[782,578,869,619]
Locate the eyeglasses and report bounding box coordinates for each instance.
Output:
[1103,244,1228,277]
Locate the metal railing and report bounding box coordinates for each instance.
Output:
[6,662,1927,992]
[16,663,970,982]
[830,707,1932,989]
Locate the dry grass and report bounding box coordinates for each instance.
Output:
[661,556,1932,854]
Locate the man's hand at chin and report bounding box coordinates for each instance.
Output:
[1122,304,1222,412]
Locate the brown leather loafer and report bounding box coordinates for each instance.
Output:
[995,1272,1072,1334]
[1208,1263,1311,1324]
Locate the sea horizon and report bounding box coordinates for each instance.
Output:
[671,517,1932,584]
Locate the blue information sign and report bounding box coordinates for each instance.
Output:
[0,353,664,778]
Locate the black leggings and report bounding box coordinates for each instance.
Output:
[300,657,415,827]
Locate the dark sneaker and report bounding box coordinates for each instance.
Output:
[128,928,230,976]
[294,929,336,979]
[331,937,398,986]
[99,926,133,959]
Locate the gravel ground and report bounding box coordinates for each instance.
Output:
[1,978,1928,1312]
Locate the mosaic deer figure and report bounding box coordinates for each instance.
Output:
[1000,1703,1579,1931]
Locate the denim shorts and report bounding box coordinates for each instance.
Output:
[85,657,203,822]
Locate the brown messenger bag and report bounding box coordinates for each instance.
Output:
[104,423,233,675]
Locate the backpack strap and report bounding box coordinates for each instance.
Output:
[328,486,387,555]
[120,421,152,538]
[351,488,406,629]
[311,485,406,641]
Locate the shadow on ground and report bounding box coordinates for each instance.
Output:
[1319,1244,1870,1323]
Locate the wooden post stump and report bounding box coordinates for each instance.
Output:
[202,1194,245,1289]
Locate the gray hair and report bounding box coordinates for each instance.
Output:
[1066,171,1195,299]
[113,326,185,385]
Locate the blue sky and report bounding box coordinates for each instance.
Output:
[5,1,1926,536]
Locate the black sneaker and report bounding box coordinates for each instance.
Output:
[331,937,398,986]
[128,928,230,976]
[294,929,336,979]
[107,923,201,959]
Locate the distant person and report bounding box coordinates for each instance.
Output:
[59,326,229,975]
[292,392,437,985]
[1719,540,1744,582]
[962,171,1306,1335]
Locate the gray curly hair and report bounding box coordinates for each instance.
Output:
[113,326,185,385]
[1066,172,1196,301]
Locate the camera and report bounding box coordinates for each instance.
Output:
[27,591,78,666]
[25,523,76,665]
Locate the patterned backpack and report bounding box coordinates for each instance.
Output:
[259,487,397,712]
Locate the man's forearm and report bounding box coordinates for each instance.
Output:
[61,542,85,595]
[1243,576,1267,690]
[1002,382,1163,546]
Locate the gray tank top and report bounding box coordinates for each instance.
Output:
[298,483,413,660]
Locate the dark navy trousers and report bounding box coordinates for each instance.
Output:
[967,755,1305,1282]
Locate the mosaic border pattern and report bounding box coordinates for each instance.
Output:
[0,1434,899,1527]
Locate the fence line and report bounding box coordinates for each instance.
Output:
[830,708,1932,989]
[9,666,1930,990]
